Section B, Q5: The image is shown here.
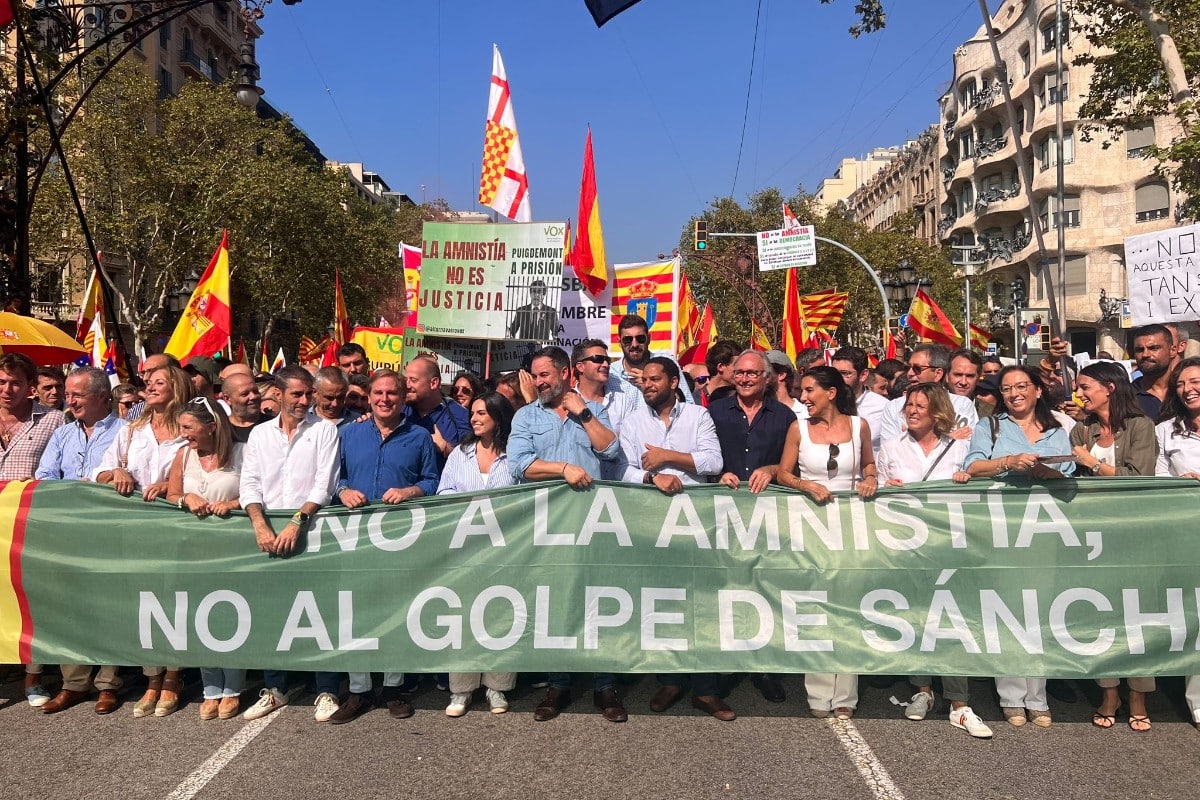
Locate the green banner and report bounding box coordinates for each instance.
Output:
[8,478,1200,677]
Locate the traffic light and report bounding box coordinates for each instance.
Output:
[694,220,708,251]
[1039,325,1052,352]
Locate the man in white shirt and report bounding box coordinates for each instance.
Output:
[831,346,888,451]
[239,366,341,722]
[878,344,978,444]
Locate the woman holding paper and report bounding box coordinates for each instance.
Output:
[1070,360,1158,731]
[964,365,1074,728]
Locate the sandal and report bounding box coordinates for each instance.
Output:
[133,673,163,718]
[1091,712,1116,729]
[1128,714,1152,732]
[155,670,183,717]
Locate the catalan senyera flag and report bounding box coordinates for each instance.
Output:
[164,231,232,364]
[750,319,771,351]
[333,267,351,345]
[567,129,608,297]
[299,336,328,365]
[478,45,531,222]
[969,323,991,352]
[908,287,962,348]
[74,266,107,370]
[781,268,808,362]
[800,290,849,333]
[674,271,701,355]
[611,260,675,352]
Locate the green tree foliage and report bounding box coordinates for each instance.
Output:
[818,0,887,37]
[28,61,405,351]
[678,188,960,350]
[1075,0,1200,211]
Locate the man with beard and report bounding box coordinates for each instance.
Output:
[1131,324,1178,419]
[220,372,265,443]
[609,314,690,409]
[337,343,371,376]
[507,346,624,723]
[618,357,729,719]
[403,355,469,467]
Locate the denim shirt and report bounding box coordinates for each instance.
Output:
[965,414,1076,476]
[507,396,620,480]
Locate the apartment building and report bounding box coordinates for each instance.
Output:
[844,126,943,246]
[814,147,904,210]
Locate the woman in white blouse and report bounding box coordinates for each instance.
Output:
[877,384,991,738]
[1155,356,1200,727]
[96,364,194,718]
[437,391,519,716]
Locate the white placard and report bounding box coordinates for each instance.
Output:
[1124,222,1200,325]
[756,226,817,271]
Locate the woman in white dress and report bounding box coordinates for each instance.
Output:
[166,397,244,720]
[777,366,877,720]
[96,365,194,718]
[436,392,519,717]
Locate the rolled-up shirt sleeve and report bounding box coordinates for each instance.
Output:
[592,405,621,462]
[508,409,538,479]
[692,410,723,476]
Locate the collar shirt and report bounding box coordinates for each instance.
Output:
[36,413,126,480]
[404,398,471,465]
[708,394,795,480]
[1156,419,1200,476]
[437,442,518,494]
[93,419,185,487]
[1131,376,1164,420]
[876,433,969,484]
[608,353,694,410]
[619,401,723,485]
[879,391,978,444]
[507,395,621,481]
[240,410,340,510]
[336,417,439,500]
[964,414,1075,476]
[0,403,66,481]
[856,389,888,452]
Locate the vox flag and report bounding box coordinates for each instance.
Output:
[478,45,531,222]
[567,129,608,296]
[164,231,232,364]
[908,288,962,348]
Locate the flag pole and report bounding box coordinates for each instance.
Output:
[670,255,681,356]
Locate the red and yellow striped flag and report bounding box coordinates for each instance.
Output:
[800,290,849,333]
[567,128,608,296]
[675,271,701,355]
[611,259,676,352]
[334,267,351,345]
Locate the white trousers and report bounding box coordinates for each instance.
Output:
[1186,675,1200,723]
[348,672,404,694]
[995,677,1048,711]
[805,673,859,711]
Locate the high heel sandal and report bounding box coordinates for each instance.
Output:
[133,673,163,718]
[155,670,183,717]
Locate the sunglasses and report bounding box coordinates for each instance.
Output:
[907,363,936,374]
[453,385,475,394]
[117,400,136,408]
[694,375,710,385]
[620,334,649,345]
[576,354,610,365]
[189,396,218,417]
[827,443,840,473]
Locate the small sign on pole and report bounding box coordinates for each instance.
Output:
[756,226,817,271]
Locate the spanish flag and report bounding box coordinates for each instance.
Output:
[567,128,608,297]
[750,319,772,351]
[781,268,808,362]
[675,271,701,355]
[968,323,991,352]
[334,267,351,345]
[164,231,232,365]
[908,288,961,348]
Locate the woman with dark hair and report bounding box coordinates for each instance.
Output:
[1069,361,1157,732]
[965,365,1073,729]
[436,391,519,716]
[1155,356,1200,728]
[165,397,244,720]
[451,370,486,409]
[777,366,876,720]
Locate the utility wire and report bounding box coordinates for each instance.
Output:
[287,12,362,162]
[730,0,765,198]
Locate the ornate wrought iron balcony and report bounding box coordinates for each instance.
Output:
[974,136,1008,161]
[973,184,1021,213]
[937,214,958,238]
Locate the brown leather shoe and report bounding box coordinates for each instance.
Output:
[649,684,684,713]
[329,692,372,725]
[533,687,571,721]
[94,689,119,715]
[42,689,88,714]
[381,688,414,720]
[692,694,736,721]
[593,688,628,723]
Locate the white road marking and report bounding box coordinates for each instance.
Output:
[825,717,906,800]
[164,711,281,800]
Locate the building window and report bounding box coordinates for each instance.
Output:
[1126,121,1155,158]
[1020,43,1031,76]
[215,2,230,26]
[31,262,64,306]
[1039,194,1081,230]
[960,133,974,160]
[1042,17,1069,53]
[159,20,171,48]
[157,67,173,99]
[1040,70,1069,108]
[959,78,977,111]
[1135,182,1170,222]
[1065,254,1087,295]
[1037,131,1074,170]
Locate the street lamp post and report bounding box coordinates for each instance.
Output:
[881,259,922,356]
[1010,276,1027,360]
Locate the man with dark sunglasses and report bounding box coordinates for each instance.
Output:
[877,344,977,444]
[609,313,691,410]
[572,339,636,439]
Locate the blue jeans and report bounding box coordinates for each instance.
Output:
[201,668,246,699]
[658,672,718,697]
[548,672,614,692]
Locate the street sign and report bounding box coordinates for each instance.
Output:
[756,226,817,271]
[898,313,910,329]
[986,342,998,355]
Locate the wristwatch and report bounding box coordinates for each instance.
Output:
[573,408,595,424]
[291,511,311,525]
[1089,461,1103,475]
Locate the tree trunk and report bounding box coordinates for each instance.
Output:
[1121,0,1193,105]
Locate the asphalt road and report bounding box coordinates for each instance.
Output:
[2,671,1198,800]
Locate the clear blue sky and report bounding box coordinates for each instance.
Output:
[255,0,990,263]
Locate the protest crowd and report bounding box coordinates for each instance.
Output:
[5,313,1200,739]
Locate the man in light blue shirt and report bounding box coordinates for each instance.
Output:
[506,346,624,724]
[34,366,127,716]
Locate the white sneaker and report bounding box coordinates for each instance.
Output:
[244,687,288,720]
[445,692,471,717]
[905,690,934,720]
[486,688,509,714]
[313,692,340,722]
[950,705,994,739]
[25,684,51,708]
